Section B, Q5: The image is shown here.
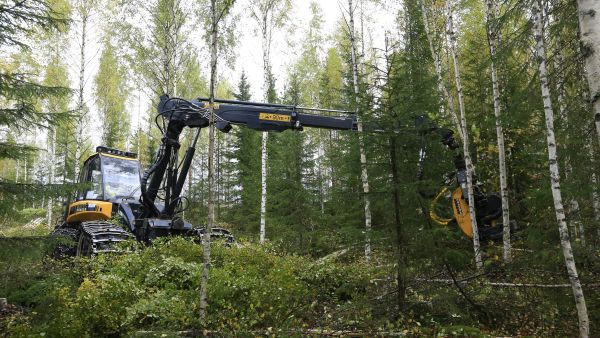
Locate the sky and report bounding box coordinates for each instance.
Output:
[69,0,400,149]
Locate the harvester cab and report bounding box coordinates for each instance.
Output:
[66,147,141,224]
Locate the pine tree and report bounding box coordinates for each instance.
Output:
[0,1,69,159]
[228,72,262,232]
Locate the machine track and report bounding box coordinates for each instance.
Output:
[49,226,80,258]
[77,221,132,256]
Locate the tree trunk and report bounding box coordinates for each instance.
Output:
[74,9,88,181]
[318,141,325,214]
[258,7,271,245]
[347,0,373,261]
[46,128,55,227]
[484,0,511,262]
[260,131,267,244]
[576,0,600,146]
[199,0,219,320]
[445,0,483,270]
[532,2,589,336]
[389,136,406,310]
[419,0,463,141]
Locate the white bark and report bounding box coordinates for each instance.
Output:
[318,141,325,214]
[592,170,600,238]
[419,0,463,141]
[46,128,55,227]
[588,144,600,238]
[576,0,600,146]
[74,4,90,181]
[445,0,482,270]
[347,0,372,261]
[250,0,291,245]
[485,0,511,262]
[260,131,267,244]
[532,2,589,336]
[199,0,219,320]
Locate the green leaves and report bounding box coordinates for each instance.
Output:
[94,40,129,149]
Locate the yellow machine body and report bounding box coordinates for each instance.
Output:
[451,187,473,238]
[66,200,113,223]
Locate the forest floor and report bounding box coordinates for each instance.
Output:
[1,209,598,337]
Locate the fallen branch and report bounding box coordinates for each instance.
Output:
[414,278,600,288]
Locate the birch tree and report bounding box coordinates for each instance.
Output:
[343,0,373,261]
[418,0,463,141]
[73,0,96,180]
[484,0,511,261]
[122,0,191,98]
[248,0,291,244]
[445,0,482,269]
[46,127,55,226]
[198,0,236,320]
[94,40,129,149]
[575,0,600,145]
[532,1,589,335]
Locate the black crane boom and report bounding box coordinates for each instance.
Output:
[140,95,361,222]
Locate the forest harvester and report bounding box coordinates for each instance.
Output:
[51,95,507,256]
[51,96,365,256]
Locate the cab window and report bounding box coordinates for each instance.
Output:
[84,157,103,200]
[101,156,141,200]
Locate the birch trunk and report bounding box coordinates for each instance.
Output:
[199,0,219,320]
[347,0,373,261]
[74,7,88,181]
[532,2,589,336]
[252,1,282,245]
[259,22,270,244]
[592,168,600,238]
[445,0,482,270]
[46,128,55,227]
[575,0,600,145]
[484,0,511,262]
[260,131,267,244]
[259,31,270,245]
[419,0,463,141]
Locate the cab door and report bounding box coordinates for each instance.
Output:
[66,156,113,223]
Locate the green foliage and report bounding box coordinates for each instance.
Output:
[0,1,71,153]
[223,72,262,231]
[2,238,390,335]
[94,40,129,149]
